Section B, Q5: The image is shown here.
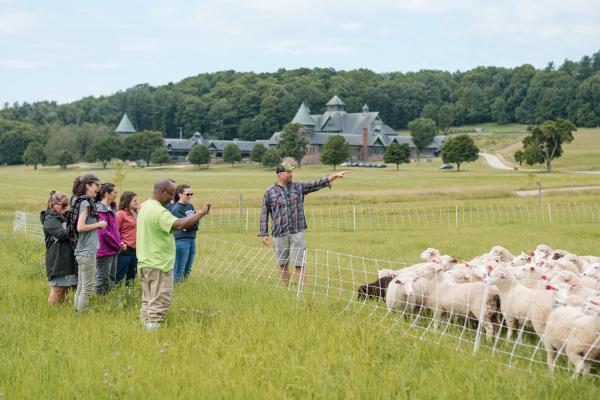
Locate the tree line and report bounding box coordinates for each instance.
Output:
[1,51,597,167]
[3,50,600,138]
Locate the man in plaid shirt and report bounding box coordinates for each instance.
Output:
[260,162,349,285]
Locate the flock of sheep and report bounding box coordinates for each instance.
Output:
[357,245,600,376]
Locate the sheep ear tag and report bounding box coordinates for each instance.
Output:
[529,266,536,272]
[487,265,493,273]
[395,280,402,284]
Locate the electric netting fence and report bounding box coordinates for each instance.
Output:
[11,208,600,378]
[14,202,600,236]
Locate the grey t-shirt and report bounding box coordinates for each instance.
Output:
[74,200,99,256]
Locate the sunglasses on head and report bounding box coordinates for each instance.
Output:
[182,192,193,197]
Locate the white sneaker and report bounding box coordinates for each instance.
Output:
[144,321,160,331]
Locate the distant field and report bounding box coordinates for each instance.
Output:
[497,127,600,171]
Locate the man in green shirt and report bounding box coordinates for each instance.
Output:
[137,178,210,330]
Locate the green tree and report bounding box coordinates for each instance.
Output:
[0,131,25,165]
[320,135,350,170]
[261,149,281,168]
[188,144,211,167]
[437,103,455,130]
[56,150,75,170]
[441,134,479,172]
[223,144,242,166]
[383,143,411,171]
[250,143,267,164]
[23,141,46,170]
[151,147,171,165]
[85,135,122,168]
[277,123,308,167]
[122,130,164,166]
[44,128,80,166]
[513,149,525,166]
[521,119,576,172]
[408,117,437,162]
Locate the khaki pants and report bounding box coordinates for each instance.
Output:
[139,268,173,323]
[74,254,96,312]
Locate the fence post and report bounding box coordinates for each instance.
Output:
[239,194,243,217]
[296,249,307,299]
[473,279,491,355]
[455,205,458,226]
[547,203,552,223]
[245,208,249,232]
[353,206,356,232]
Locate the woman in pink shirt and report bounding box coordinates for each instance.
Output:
[116,191,139,286]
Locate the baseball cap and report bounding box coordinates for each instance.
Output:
[275,162,296,173]
[80,173,103,185]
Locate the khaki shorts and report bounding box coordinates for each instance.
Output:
[272,232,306,267]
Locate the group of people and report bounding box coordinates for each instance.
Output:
[41,163,348,330]
[41,175,139,307]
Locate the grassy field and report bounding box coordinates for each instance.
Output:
[497,127,600,171]
[1,142,600,398]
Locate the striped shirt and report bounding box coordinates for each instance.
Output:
[259,177,330,238]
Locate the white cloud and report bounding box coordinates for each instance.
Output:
[265,40,354,56]
[0,59,41,69]
[84,62,119,70]
[340,22,365,31]
[0,11,35,35]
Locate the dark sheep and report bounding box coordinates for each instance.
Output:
[357,275,395,301]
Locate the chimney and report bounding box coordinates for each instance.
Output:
[361,127,368,161]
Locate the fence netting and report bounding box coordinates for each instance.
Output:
[11,209,600,378]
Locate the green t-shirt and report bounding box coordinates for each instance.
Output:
[136,199,179,272]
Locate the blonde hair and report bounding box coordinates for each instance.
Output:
[47,190,68,210]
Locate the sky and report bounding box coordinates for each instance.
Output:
[1,0,600,105]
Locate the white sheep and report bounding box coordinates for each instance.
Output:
[427,268,500,342]
[386,271,427,314]
[533,244,553,265]
[420,247,441,262]
[489,245,515,263]
[514,264,545,289]
[544,297,600,374]
[487,267,549,341]
[549,271,599,302]
[510,252,532,267]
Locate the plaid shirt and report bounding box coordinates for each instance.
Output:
[260,176,330,238]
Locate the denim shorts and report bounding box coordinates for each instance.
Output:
[49,274,78,287]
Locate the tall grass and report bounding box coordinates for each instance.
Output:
[1,153,600,398]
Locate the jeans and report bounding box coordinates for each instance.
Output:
[74,254,96,312]
[116,247,137,286]
[174,238,196,283]
[96,255,117,295]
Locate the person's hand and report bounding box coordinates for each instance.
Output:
[334,171,350,178]
[261,236,270,247]
[97,220,107,229]
[120,243,127,251]
[200,202,212,216]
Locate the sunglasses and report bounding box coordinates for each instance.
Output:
[182,192,194,197]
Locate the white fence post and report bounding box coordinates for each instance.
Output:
[245,208,249,232]
[547,203,552,223]
[353,206,356,232]
[455,205,458,226]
